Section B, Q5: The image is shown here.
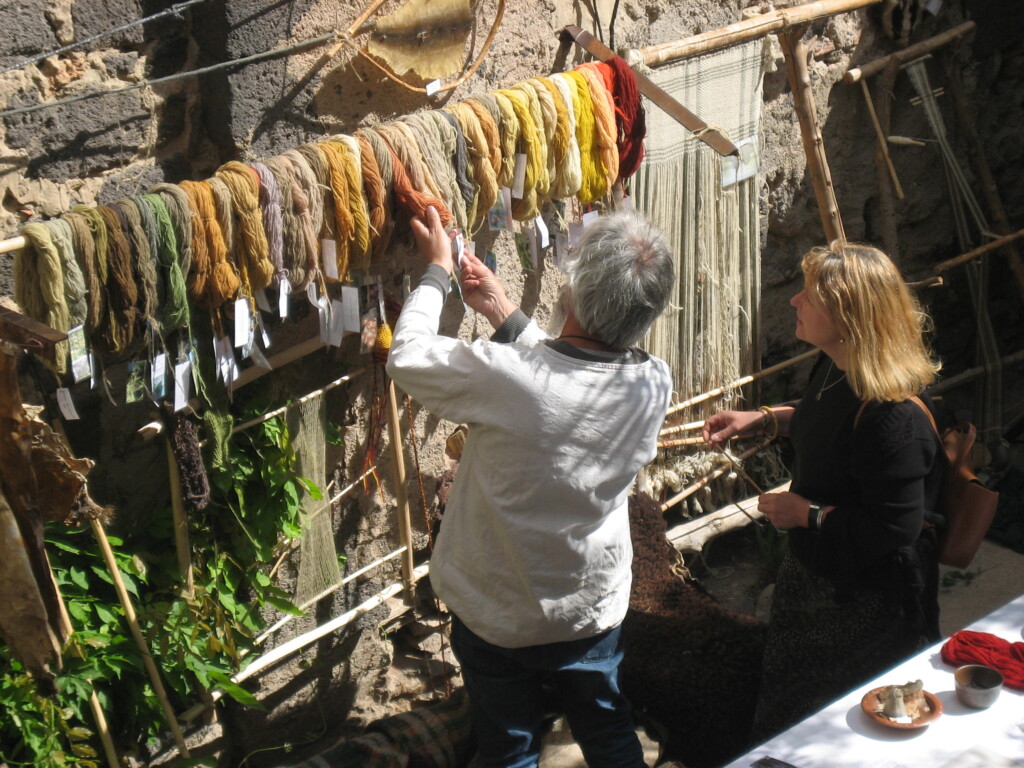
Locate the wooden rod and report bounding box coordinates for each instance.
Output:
[667,481,791,554]
[930,349,1024,396]
[665,348,817,417]
[230,368,365,435]
[659,419,704,438]
[859,79,904,200]
[843,21,976,83]
[933,227,1024,274]
[90,518,191,758]
[165,437,195,598]
[779,23,846,243]
[628,0,882,68]
[658,434,711,449]
[659,440,771,512]
[0,235,25,254]
[385,379,416,598]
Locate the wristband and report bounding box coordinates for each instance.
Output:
[807,502,823,531]
[758,405,779,441]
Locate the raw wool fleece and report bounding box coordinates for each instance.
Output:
[621,492,766,768]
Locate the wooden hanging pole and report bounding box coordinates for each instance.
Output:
[385,379,416,599]
[659,440,771,512]
[933,227,1024,274]
[628,0,882,67]
[778,22,846,243]
[0,306,66,362]
[843,21,975,83]
[90,518,191,757]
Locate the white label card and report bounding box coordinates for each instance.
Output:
[318,296,331,343]
[925,0,942,13]
[233,297,251,348]
[56,388,80,420]
[322,239,338,280]
[511,154,527,199]
[453,232,466,270]
[425,79,442,96]
[249,343,272,370]
[306,282,319,308]
[582,209,601,228]
[568,222,584,249]
[534,215,549,249]
[68,325,91,383]
[501,186,514,229]
[279,276,290,318]
[329,300,346,346]
[173,360,191,412]
[340,286,361,333]
[152,353,168,399]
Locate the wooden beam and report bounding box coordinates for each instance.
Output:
[933,227,1024,274]
[779,23,846,243]
[667,482,790,554]
[0,306,66,361]
[627,0,882,68]
[843,21,976,83]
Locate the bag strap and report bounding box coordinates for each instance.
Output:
[853,395,940,439]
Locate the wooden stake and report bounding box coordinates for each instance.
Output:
[385,379,416,599]
[843,21,976,83]
[860,79,904,199]
[659,440,772,512]
[778,23,846,243]
[90,519,191,758]
[659,419,705,438]
[165,437,195,598]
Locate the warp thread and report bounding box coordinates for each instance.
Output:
[15,222,71,373]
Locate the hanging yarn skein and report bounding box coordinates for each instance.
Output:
[558,71,607,203]
[356,132,393,259]
[43,218,87,329]
[574,63,620,187]
[149,183,194,279]
[402,112,468,232]
[15,222,71,373]
[215,161,275,294]
[317,141,356,281]
[251,162,287,285]
[371,125,453,225]
[489,91,521,189]
[95,204,138,355]
[509,82,550,199]
[283,148,327,289]
[62,210,106,337]
[546,74,583,199]
[333,134,372,274]
[142,193,190,332]
[602,57,646,180]
[445,101,498,232]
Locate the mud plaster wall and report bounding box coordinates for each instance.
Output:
[1,0,1022,760]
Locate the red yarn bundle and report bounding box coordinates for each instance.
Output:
[941,630,1024,689]
[386,146,454,226]
[601,57,646,181]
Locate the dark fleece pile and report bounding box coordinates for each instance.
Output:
[623,493,767,768]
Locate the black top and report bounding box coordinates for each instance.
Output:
[787,354,944,634]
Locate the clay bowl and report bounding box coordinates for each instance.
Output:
[954,664,1004,709]
[861,686,943,729]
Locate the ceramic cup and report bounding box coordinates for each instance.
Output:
[954,664,1004,709]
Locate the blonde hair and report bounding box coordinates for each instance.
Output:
[802,241,939,402]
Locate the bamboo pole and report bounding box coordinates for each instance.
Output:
[930,349,1024,396]
[385,379,416,598]
[165,437,195,598]
[658,434,711,449]
[933,227,1024,274]
[627,0,882,68]
[90,518,191,758]
[941,48,1024,300]
[665,348,817,417]
[659,419,704,438]
[659,440,771,512]
[843,21,976,83]
[778,23,846,243]
[178,563,430,723]
[666,481,791,554]
[860,79,904,199]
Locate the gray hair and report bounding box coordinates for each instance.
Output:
[565,210,674,349]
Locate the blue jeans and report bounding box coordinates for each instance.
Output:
[450,615,645,768]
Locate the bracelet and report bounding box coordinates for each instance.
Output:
[807,502,823,531]
[758,405,779,441]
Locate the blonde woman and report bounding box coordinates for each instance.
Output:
[703,242,944,739]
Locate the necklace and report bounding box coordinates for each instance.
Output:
[816,360,847,400]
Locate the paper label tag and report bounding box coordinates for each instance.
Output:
[279,276,290,318]
[582,209,601,228]
[453,232,466,270]
[173,360,191,412]
[925,0,942,13]
[534,215,549,249]
[257,314,271,349]
[554,231,569,270]
[322,239,339,280]
[425,79,442,96]
[56,388,80,420]
[68,325,91,383]
[306,281,319,308]
[511,154,527,199]
[233,297,251,348]
[568,221,584,249]
[254,288,272,313]
[329,299,346,346]
[514,232,533,271]
[484,249,498,274]
[487,189,511,231]
[340,286,361,333]
[126,361,147,404]
[248,343,272,370]
[152,353,168,399]
[318,296,331,342]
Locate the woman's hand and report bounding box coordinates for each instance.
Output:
[702,410,766,450]
[410,206,455,274]
[758,491,812,529]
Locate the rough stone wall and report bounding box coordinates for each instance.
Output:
[2,0,1022,763]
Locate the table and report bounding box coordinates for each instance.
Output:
[723,594,1024,768]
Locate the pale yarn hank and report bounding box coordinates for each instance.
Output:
[16,221,71,373]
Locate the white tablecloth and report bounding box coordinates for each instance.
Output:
[723,594,1024,768]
